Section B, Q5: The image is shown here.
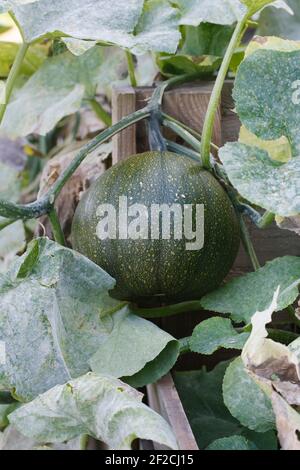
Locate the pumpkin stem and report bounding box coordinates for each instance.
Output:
[148,109,167,152]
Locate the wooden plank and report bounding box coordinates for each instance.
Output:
[112,83,222,161]
[134,83,222,154]
[147,373,199,450]
[112,86,137,164]
[221,81,240,143]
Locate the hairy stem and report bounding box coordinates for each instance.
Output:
[126,50,137,88]
[88,99,112,127]
[257,211,275,229]
[80,434,89,451]
[0,42,29,123]
[48,208,66,246]
[200,17,247,168]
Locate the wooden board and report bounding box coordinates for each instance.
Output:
[146,373,199,450]
[112,82,222,159]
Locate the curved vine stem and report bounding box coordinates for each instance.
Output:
[0,41,29,123]
[0,72,203,224]
[200,16,248,169]
[0,107,151,221]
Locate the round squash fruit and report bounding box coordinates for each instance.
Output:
[72,151,240,303]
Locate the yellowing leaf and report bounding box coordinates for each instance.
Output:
[239,125,291,162]
[245,35,300,58]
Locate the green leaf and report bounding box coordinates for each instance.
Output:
[201,256,300,324]
[190,317,249,355]
[223,357,275,432]
[9,373,178,450]
[0,237,179,399]
[175,1,290,27]
[0,47,125,138]
[0,140,26,272]
[258,0,300,40]
[174,361,277,449]
[241,0,292,16]
[233,48,300,156]
[1,0,180,54]
[181,23,235,57]
[174,361,243,449]
[0,403,18,429]
[1,0,144,43]
[0,237,118,401]
[157,54,221,77]
[0,426,82,450]
[0,42,47,78]
[125,339,179,388]
[206,435,255,450]
[129,0,181,55]
[0,221,26,273]
[89,307,179,387]
[219,143,300,217]
[175,0,246,26]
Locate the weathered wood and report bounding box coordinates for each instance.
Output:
[221,81,240,143]
[147,373,199,450]
[112,86,136,164]
[112,82,222,160]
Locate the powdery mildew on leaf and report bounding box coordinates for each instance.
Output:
[190,317,249,355]
[233,48,300,155]
[175,0,246,26]
[175,0,291,27]
[220,143,300,217]
[0,0,180,54]
[201,256,300,323]
[0,238,117,400]
[89,306,179,387]
[222,357,275,432]
[9,373,178,450]
[0,47,126,138]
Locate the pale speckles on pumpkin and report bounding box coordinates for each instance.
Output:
[72,151,240,303]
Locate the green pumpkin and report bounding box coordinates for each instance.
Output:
[72,151,240,303]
